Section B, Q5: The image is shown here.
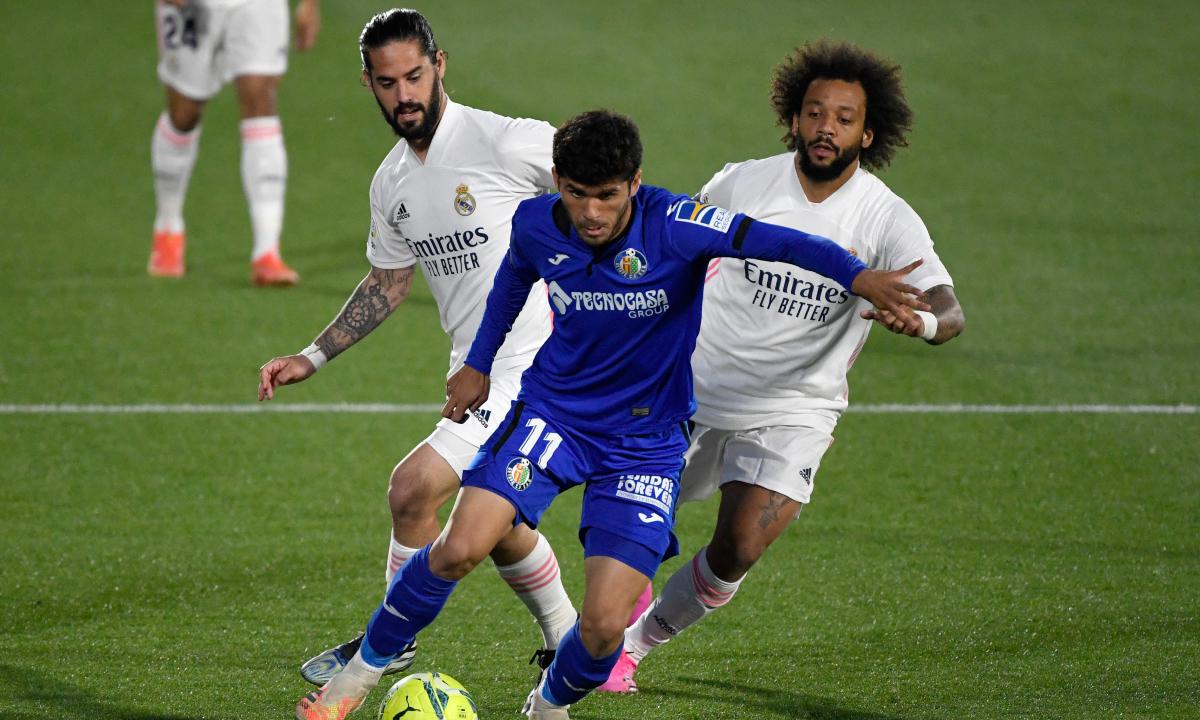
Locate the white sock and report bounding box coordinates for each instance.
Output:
[151,112,200,234]
[494,532,576,649]
[239,116,287,260]
[385,536,420,587]
[318,651,384,705]
[345,650,387,679]
[624,546,742,661]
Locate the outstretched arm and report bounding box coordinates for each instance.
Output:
[257,265,414,400]
[861,283,964,345]
[725,216,931,328]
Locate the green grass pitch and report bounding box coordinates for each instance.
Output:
[1,1,1197,718]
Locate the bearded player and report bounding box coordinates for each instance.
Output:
[293,109,931,720]
[601,40,966,692]
[257,8,575,684]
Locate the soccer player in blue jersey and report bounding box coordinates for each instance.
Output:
[295,110,929,720]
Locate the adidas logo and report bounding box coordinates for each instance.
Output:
[392,202,410,223]
[653,614,680,635]
[799,467,812,484]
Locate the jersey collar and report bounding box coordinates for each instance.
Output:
[792,157,867,207]
[550,194,643,279]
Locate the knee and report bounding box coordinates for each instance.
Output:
[490,523,538,565]
[235,77,279,119]
[578,611,626,657]
[428,534,486,581]
[706,534,766,582]
[166,104,201,132]
[388,466,450,522]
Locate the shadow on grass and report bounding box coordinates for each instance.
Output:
[638,674,917,720]
[0,664,227,720]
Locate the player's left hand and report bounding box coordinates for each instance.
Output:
[293,0,321,52]
[850,259,929,335]
[443,364,490,423]
[860,307,928,337]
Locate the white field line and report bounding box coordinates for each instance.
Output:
[850,403,1197,414]
[0,403,1194,415]
[0,403,444,414]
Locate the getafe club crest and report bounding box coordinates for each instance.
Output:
[454,184,476,216]
[615,248,648,279]
[506,457,534,491]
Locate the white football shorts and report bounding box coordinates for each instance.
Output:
[424,364,524,478]
[679,423,835,505]
[155,0,289,100]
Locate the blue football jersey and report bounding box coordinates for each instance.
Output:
[466,185,866,434]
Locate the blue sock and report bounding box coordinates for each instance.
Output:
[542,622,621,706]
[361,545,457,668]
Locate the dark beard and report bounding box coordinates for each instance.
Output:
[797,139,861,182]
[377,78,444,142]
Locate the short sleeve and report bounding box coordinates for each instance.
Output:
[696,162,738,206]
[365,175,417,269]
[876,201,954,291]
[495,117,556,193]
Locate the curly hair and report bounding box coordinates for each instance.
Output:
[771,41,913,170]
[553,110,643,185]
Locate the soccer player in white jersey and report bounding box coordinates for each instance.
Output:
[602,40,966,692]
[149,0,320,285]
[257,8,576,686]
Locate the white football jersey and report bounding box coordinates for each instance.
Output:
[693,153,954,432]
[367,100,555,376]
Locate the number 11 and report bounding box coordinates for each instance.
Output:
[518,418,562,468]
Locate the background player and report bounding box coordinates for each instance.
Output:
[294,109,931,720]
[602,41,966,693]
[257,8,575,685]
[149,0,320,285]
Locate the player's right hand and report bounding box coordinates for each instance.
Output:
[850,259,930,334]
[293,0,321,52]
[257,355,316,401]
[443,365,490,423]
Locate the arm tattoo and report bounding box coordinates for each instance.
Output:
[756,490,792,531]
[340,285,388,334]
[918,284,965,344]
[314,266,415,361]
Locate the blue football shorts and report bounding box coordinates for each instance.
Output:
[461,399,690,578]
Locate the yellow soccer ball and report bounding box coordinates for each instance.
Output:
[377,672,478,720]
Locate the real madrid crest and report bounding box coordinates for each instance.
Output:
[454,183,476,216]
[615,247,648,280]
